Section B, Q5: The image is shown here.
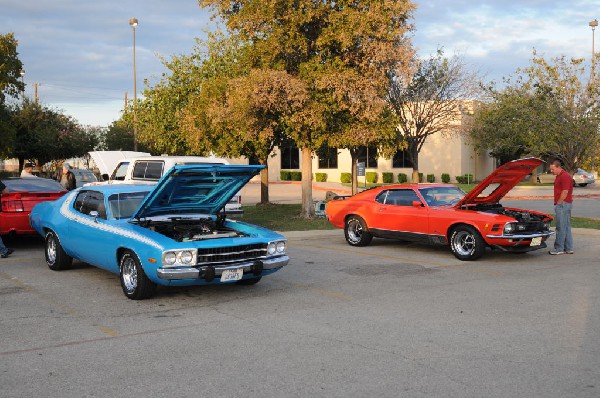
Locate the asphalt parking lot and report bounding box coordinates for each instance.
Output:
[1,229,599,397]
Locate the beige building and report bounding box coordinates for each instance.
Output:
[265,129,495,184]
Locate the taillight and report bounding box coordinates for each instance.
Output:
[2,199,25,212]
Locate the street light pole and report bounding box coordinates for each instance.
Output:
[591,19,598,174]
[19,69,25,104]
[129,17,138,151]
[591,19,598,79]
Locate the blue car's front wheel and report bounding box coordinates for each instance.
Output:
[119,250,156,300]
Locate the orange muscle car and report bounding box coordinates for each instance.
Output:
[325,158,554,261]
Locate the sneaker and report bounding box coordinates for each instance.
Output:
[549,251,565,255]
[0,252,9,258]
[566,251,574,254]
[6,248,14,255]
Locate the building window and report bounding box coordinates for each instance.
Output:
[392,149,413,168]
[317,146,338,169]
[280,144,300,169]
[358,146,378,168]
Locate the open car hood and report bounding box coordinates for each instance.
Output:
[132,164,264,219]
[455,157,543,207]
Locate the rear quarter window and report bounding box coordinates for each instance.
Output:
[132,161,164,180]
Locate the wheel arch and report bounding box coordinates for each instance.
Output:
[446,221,484,243]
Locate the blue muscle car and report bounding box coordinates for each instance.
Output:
[29,164,289,300]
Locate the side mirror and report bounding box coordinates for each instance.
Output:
[412,201,423,207]
[89,210,99,222]
[101,174,109,181]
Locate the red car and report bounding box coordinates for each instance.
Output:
[326,158,554,261]
[1,178,67,236]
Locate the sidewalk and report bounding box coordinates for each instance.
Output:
[242,180,600,202]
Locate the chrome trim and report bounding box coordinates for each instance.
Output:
[486,231,555,239]
[156,255,289,280]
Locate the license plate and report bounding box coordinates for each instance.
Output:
[220,268,243,282]
[530,237,542,246]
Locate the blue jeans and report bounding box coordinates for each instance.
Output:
[0,236,7,255]
[554,202,573,252]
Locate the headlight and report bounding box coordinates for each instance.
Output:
[267,242,277,255]
[162,249,197,267]
[503,223,516,234]
[164,252,177,265]
[276,241,286,254]
[179,251,194,264]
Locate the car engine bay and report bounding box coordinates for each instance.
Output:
[135,215,246,242]
[465,203,549,222]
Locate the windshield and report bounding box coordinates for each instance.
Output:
[108,191,150,220]
[418,186,466,206]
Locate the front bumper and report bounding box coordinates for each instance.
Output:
[485,231,555,240]
[156,255,289,281]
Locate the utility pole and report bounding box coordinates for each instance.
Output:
[124,91,128,111]
[33,83,40,104]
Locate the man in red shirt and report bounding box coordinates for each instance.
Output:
[549,160,573,255]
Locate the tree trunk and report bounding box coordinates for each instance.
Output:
[351,153,358,195]
[410,142,420,183]
[259,159,269,204]
[300,147,315,218]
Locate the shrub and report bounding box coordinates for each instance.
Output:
[366,172,378,183]
[280,170,291,181]
[340,172,352,183]
[290,171,302,181]
[455,174,474,184]
[419,173,424,183]
[397,173,408,183]
[426,174,435,183]
[441,173,450,183]
[382,172,393,183]
[315,172,327,182]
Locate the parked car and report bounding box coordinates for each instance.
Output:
[29,164,289,300]
[1,177,67,236]
[326,158,554,261]
[71,169,99,188]
[535,168,595,186]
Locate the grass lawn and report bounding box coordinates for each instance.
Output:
[240,203,600,231]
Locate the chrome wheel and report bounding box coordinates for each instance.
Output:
[344,216,373,247]
[347,219,364,244]
[450,226,485,261]
[121,256,138,293]
[119,251,156,300]
[452,230,475,256]
[44,231,73,270]
[46,234,57,264]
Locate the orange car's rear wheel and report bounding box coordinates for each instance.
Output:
[450,225,485,261]
[344,216,373,247]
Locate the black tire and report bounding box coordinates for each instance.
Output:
[578,183,587,187]
[344,215,373,247]
[119,250,156,300]
[449,225,486,261]
[237,277,262,285]
[45,231,73,270]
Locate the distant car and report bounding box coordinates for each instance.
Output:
[326,158,554,261]
[535,168,595,186]
[29,164,289,300]
[1,177,67,236]
[71,169,99,187]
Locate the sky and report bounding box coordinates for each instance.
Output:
[1,0,598,127]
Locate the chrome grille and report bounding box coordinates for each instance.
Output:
[197,243,267,264]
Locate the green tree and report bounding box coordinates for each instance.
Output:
[387,49,482,183]
[470,51,600,172]
[12,101,97,169]
[202,0,416,217]
[0,33,25,155]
